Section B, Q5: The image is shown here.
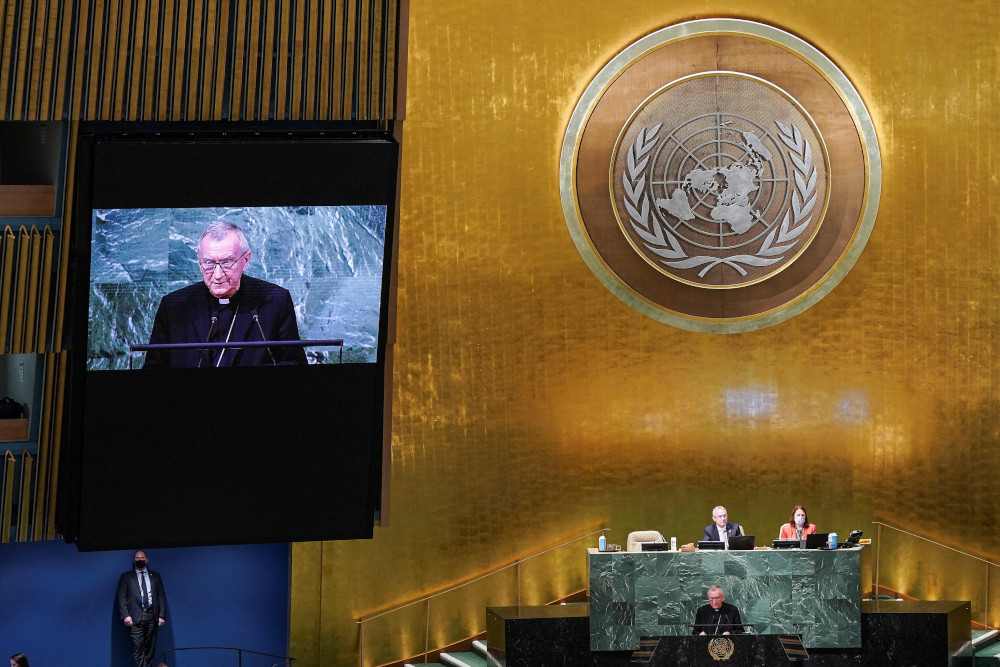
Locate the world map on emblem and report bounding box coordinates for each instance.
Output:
[612,74,829,288]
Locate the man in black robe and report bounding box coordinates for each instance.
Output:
[693,585,744,635]
[144,221,306,368]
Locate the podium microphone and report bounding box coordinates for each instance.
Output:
[251,309,277,366]
[198,312,219,368]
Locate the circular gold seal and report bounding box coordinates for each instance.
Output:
[707,636,736,660]
[561,19,880,332]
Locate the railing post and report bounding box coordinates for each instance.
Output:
[424,598,431,663]
[875,522,881,599]
[517,559,521,608]
[358,619,365,667]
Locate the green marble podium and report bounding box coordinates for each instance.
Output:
[587,547,863,651]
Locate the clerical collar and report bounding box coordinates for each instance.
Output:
[218,298,230,305]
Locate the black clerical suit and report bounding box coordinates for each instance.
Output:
[693,601,743,635]
[144,275,307,368]
[117,567,167,667]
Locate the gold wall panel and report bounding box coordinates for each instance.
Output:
[291,0,1000,664]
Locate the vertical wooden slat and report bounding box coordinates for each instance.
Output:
[208,0,222,117]
[179,0,194,119]
[10,226,30,353]
[62,0,85,121]
[34,226,54,352]
[151,0,165,118]
[167,0,183,120]
[312,0,322,119]
[257,0,273,119]
[365,0,375,119]
[252,0,267,120]
[338,0,348,119]
[265,0,280,119]
[44,350,66,539]
[1,450,14,542]
[21,0,42,119]
[48,0,68,119]
[16,450,32,540]
[121,0,140,118]
[0,0,12,117]
[31,351,54,539]
[195,0,208,118]
[36,0,57,119]
[107,0,124,119]
[0,226,14,352]
[22,226,41,351]
[6,0,30,120]
[292,0,313,120]
[272,0,286,118]
[230,0,245,119]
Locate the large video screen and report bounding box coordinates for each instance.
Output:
[61,125,398,550]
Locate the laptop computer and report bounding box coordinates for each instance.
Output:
[728,535,755,550]
[805,533,829,549]
[697,540,725,550]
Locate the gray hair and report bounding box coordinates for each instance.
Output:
[199,221,250,256]
[707,585,724,595]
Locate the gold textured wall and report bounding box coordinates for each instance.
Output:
[290,0,1000,664]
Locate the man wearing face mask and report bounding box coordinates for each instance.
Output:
[779,505,818,540]
[117,550,168,667]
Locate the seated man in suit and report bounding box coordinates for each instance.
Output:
[703,505,743,548]
[693,585,744,635]
[145,221,307,368]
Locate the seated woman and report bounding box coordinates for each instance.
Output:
[779,505,817,540]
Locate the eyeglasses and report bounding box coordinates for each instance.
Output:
[199,251,248,273]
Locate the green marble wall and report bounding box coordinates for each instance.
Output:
[588,548,862,650]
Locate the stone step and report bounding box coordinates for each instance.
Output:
[439,651,488,667]
[953,629,1000,666]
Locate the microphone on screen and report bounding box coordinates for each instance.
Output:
[251,309,277,366]
[198,311,219,368]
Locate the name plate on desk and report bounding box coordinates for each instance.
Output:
[587,548,863,652]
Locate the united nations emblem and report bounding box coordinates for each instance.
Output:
[707,637,735,661]
[561,19,880,332]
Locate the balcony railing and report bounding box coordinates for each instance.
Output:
[355,526,606,667]
[872,520,999,628]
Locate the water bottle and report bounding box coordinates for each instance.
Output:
[828,532,838,549]
[670,536,677,551]
[599,534,607,552]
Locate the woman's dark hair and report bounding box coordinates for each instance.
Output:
[788,505,810,528]
[11,654,30,667]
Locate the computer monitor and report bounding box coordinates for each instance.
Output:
[772,538,803,549]
[728,535,755,550]
[805,533,829,549]
[697,540,725,550]
[641,542,672,552]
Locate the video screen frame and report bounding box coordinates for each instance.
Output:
[60,122,399,550]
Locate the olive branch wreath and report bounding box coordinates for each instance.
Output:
[623,120,816,279]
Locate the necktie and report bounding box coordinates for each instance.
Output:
[139,572,149,608]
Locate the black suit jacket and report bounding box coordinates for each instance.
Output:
[703,522,743,542]
[144,275,307,368]
[693,601,743,635]
[117,569,167,621]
